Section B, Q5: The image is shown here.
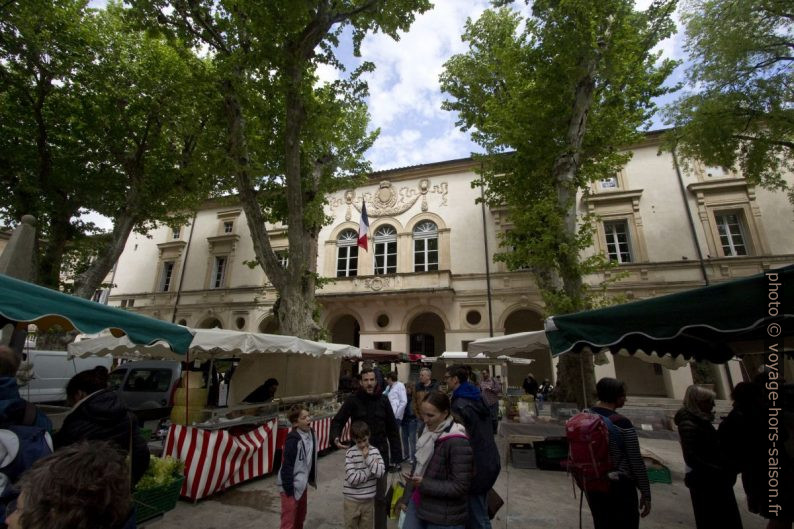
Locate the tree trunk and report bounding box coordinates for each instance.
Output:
[554,348,597,409]
[73,210,138,299]
[547,49,603,408]
[38,208,73,289]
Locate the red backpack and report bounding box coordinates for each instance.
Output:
[565,410,617,493]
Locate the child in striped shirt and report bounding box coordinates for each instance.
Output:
[344,421,385,529]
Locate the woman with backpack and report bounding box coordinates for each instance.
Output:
[398,391,473,529]
[675,384,742,529]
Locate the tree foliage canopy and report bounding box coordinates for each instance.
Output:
[0,0,218,293]
[128,0,431,338]
[666,0,794,197]
[441,0,677,314]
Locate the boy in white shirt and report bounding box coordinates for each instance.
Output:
[343,421,385,529]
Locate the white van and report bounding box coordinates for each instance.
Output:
[16,349,113,404]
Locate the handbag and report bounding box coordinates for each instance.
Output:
[486,488,504,520]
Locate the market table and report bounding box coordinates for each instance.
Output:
[163,416,278,501]
[275,415,351,452]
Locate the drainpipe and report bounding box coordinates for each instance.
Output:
[480,174,494,338]
[171,211,198,323]
[673,147,709,286]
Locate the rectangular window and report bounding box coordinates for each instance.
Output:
[336,246,358,277]
[160,261,175,291]
[124,369,174,392]
[414,238,439,272]
[374,240,397,274]
[127,298,135,308]
[108,369,127,390]
[604,220,632,264]
[715,212,748,256]
[600,176,619,189]
[374,341,392,351]
[172,227,180,239]
[211,256,227,288]
[223,221,234,234]
[120,299,128,308]
[277,251,289,269]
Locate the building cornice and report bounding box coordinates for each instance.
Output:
[687,179,750,195]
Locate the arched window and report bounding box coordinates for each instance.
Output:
[413,221,438,272]
[373,225,397,275]
[336,229,359,277]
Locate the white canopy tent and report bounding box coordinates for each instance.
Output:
[424,351,534,365]
[467,331,549,358]
[467,330,688,370]
[68,329,361,403]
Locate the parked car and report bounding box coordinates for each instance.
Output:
[16,350,113,404]
[108,360,183,421]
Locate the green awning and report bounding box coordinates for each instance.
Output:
[545,264,793,362]
[0,273,193,354]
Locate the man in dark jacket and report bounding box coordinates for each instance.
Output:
[446,366,501,529]
[331,367,401,529]
[55,369,150,486]
[0,345,51,431]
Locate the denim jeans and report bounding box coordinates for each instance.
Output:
[403,500,465,529]
[401,417,417,462]
[466,493,492,529]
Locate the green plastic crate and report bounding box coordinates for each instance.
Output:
[647,466,672,484]
[534,438,568,471]
[134,475,185,523]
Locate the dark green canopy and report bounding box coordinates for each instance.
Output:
[545,264,793,363]
[0,273,193,354]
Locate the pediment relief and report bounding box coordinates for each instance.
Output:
[332,179,449,221]
[207,234,240,254]
[157,240,187,259]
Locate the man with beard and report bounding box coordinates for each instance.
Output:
[331,368,401,529]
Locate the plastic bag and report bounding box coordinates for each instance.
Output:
[389,480,405,519]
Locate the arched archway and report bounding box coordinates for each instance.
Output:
[331,315,360,347]
[409,312,447,381]
[504,309,544,333]
[198,317,223,329]
[258,316,279,334]
[502,309,552,386]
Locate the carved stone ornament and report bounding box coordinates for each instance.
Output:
[337,178,448,218]
[353,276,400,291]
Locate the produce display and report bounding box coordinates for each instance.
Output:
[136,455,185,491]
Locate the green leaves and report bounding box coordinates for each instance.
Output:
[442,0,677,314]
[1,0,219,289]
[666,0,793,195]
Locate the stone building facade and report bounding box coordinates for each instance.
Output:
[105,132,794,398]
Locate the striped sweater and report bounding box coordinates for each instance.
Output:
[591,407,651,500]
[344,445,385,500]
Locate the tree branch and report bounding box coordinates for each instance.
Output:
[733,133,794,150]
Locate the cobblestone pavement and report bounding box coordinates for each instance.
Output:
[145,436,766,529]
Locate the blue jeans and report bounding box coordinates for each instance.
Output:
[403,500,464,529]
[466,493,492,529]
[401,417,417,462]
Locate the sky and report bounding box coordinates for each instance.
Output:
[84,0,688,230]
[328,0,687,171]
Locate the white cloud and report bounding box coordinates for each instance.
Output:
[351,0,491,169]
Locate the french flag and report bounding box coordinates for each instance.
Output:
[358,199,369,251]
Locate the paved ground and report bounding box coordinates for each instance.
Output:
[144,434,767,529]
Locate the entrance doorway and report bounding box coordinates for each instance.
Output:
[331,315,360,347]
[503,309,551,387]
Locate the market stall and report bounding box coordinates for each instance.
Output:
[69,329,360,500]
